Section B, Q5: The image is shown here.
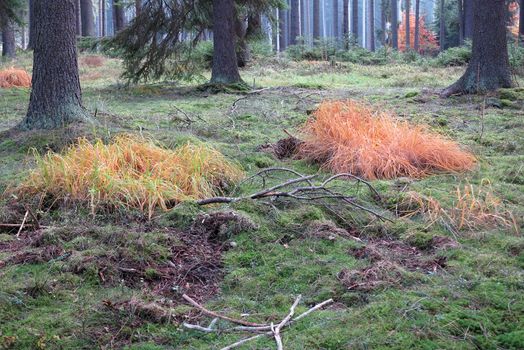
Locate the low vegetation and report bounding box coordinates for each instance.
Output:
[0,67,31,88]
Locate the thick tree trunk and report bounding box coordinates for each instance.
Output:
[391,0,398,49]
[80,0,95,36]
[20,0,92,130]
[458,0,463,45]
[235,15,251,67]
[405,0,410,49]
[520,0,524,45]
[1,20,16,58]
[463,0,473,40]
[28,0,36,49]
[439,0,445,51]
[290,0,300,45]
[210,0,242,84]
[351,0,358,42]
[369,0,375,51]
[414,0,420,51]
[313,0,321,40]
[278,7,287,51]
[113,0,126,33]
[441,0,513,96]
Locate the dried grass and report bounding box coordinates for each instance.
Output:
[17,135,244,218]
[80,55,106,68]
[299,100,476,179]
[0,67,31,88]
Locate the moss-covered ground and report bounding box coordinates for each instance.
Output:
[0,53,523,349]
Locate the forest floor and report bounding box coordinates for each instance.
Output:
[0,53,523,350]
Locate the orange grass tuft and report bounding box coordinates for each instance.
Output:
[0,67,31,88]
[17,135,244,218]
[300,100,476,179]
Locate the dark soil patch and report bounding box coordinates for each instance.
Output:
[190,210,257,242]
[339,238,449,292]
[257,136,303,159]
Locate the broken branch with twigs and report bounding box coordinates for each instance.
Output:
[182,293,333,350]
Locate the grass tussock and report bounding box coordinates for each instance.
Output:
[299,100,476,179]
[0,67,31,88]
[17,135,244,218]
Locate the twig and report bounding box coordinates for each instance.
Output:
[182,294,266,327]
[16,211,29,238]
[23,204,40,230]
[274,295,301,350]
[220,333,269,350]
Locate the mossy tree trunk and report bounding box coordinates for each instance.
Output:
[19,0,92,130]
[441,0,513,97]
[210,0,242,84]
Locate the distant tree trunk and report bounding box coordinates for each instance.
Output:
[391,0,398,49]
[439,0,445,51]
[381,0,387,45]
[246,13,262,40]
[100,0,106,36]
[369,0,375,51]
[290,0,300,45]
[333,0,339,39]
[80,0,95,36]
[135,0,141,16]
[113,0,126,33]
[351,0,358,42]
[519,0,524,46]
[405,0,410,49]
[457,0,463,45]
[235,14,251,67]
[463,0,473,40]
[278,7,287,50]
[343,0,349,45]
[441,0,513,96]
[74,0,81,36]
[1,19,16,58]
[313,0,321,40]
[414,0,420,51]
[210,0,242,84]
[28,0,36,49]
[20,0,92,130]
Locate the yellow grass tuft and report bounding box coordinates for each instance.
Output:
[18,135,244,218]
[0,67,31,88]
[299,100,476,179]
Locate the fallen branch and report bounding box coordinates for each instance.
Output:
[182,294,334,350]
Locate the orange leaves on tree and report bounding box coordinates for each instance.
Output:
[398,11,438,53]
[0,67,31,88]
[299,100,476,180]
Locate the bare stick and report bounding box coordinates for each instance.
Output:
[220,333,270,350]
[274,295,302,350]
[182,294,266,327]
[16,211,29,238]
[292,298,334,322]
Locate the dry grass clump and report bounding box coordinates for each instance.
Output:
[18,135,244,218]
[0,67,31,88]
[80,55,106,68]
[397,181,519,235]
[299,100,476,179]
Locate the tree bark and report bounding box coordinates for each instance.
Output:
[100,0,106,36]
[457,0,463,45]
[246,13,262,40]
[135,0,141,16]
[369,0,375,51]
[351,0,358,42]
[80,0,95,36]
[1,20,16,58]
[235,14,251,67]
[391,0,398,49]
[74,0,81,36]
[381,0,387,46]
[313,0,321,40]
[343,0,349,44]
[520,0,524,45]
[210,0,242,84]
[441,0,513,96]
[463,0,473,40]
[414,0,420,51]
[405,0,410,49]
[20,0,92,130]
[278,7,287,50]
[28,0,36,49]
[290,0,300,45]
[113,0,126,33]
[439,0,445,51]
[333,0,339,39]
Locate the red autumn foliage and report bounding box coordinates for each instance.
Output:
[0,67,32,88]
[299,100,476,180]
[398,11,438,54]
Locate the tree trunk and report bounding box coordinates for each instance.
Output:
[414,0,420,51]
[441,0,513,96]
[520,0,524,45]
[278,7,287,51]
[313,0,321,40]
[210,0,242,84]
[135,0,141,16]
[235,14,251,67]
[351,0,358,42]
[333,0,339,39]
[463,0,473,40]
[246,13,262,40]
[74,0,81,36]
[80,0,95,36]
[391,0,398,49]
[28,0,36,49]
[369,0,375,51]
[405,0,410,49]
[439,0,445,51]
[20,0,92,130]
[1,20,16,58]
[290,0,300,45]
[113,0,126,33]
[100,0,106,36]
[381,0,387,46]
[458,0,463,45]
[343,0,349,44]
